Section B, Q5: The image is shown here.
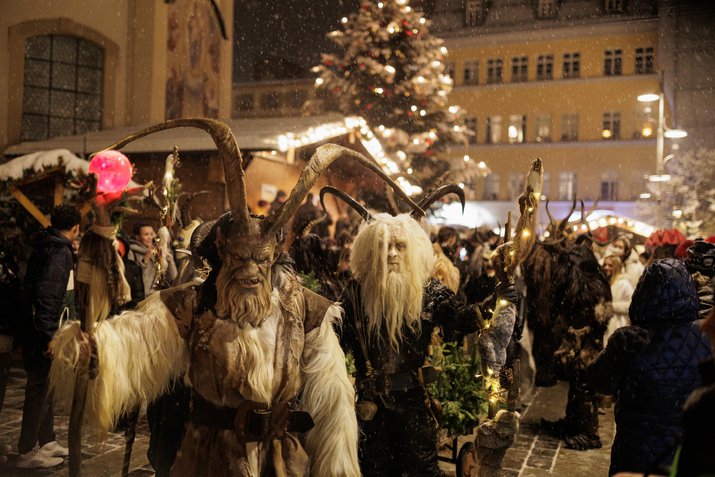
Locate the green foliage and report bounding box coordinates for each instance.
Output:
[345,351,356,377]
[298,271,322,293]
[428,341,487,437]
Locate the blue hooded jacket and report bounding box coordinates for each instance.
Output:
[587,258,712,476]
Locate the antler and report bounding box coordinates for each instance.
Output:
[320,186,373,222]
[95,118,251,234]
[264,144,423,236]
[557,197,578,237]
[412,184,465,219]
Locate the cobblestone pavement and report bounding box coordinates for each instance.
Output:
[438,381,615,477]
[0,363,152,477]
[1,361,614,477]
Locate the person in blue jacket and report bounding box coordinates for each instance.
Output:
[587,258,712,476]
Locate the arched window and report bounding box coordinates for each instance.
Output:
[21,35,104,141]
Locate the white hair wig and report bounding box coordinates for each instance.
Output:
[350,213,435,350]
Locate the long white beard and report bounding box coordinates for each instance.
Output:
[215,267,272,327]
[363,270,423,351]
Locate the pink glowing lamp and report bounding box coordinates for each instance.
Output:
[88,150,133,194]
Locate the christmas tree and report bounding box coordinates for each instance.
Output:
[313,0,471,192]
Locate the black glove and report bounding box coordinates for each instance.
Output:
[495,281,518,304]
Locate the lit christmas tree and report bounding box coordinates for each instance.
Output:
[313,0,471,191]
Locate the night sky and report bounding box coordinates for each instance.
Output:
[233,0,359,82]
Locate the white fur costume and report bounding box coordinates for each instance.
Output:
[50,273,360,477]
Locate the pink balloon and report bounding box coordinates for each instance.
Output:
[88,150,133,193]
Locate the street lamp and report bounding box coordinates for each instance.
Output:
[637,92,688,227]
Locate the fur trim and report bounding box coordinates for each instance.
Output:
[478,302,516,375]
[49,292,189,438]
[300,304,360,477]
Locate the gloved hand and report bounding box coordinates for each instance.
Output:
[495,281,518,304]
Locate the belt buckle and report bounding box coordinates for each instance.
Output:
[234,400,269,442]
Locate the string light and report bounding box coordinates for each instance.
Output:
[315,77,324,85]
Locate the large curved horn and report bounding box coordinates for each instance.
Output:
[545,199,556,229]
[96,118,251,234]
[413,184,465,219]
[557,197,578,236]
[320,186,372,222]
[264,144,423,235]
[302,215,328,237]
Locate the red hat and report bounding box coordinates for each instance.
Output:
[646,229,687,248]
[675,240,695,260]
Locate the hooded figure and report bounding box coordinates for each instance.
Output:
[587,258,712,476]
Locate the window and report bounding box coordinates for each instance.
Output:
[465,116,478,144]
[633,105,657,138]
[560,113,579,141]
[536,55,553,80]
[602,111,621,140]
[236,93,254,112]
[21,35,104,141]
[486,115,502,144]
[508,114,526,143]
[604,49,623,76]
[562,52,580,78]
[537,0,557,18]
[541,172,552,199]
[600,175,619,201]
[535,114,552,142]
[487,58,503,84]
[635,47,655,75]
[287,89,307,109]
[508,173,525,200]
[260,92,280,110]
[604,0,624,13]
[483,173,500,200]
[463,60,479,85]
[444,62,455,80]
[465,0,485,26]
[558,172,577,200]
[511,56,528,82]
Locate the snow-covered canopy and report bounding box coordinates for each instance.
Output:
[0,149,140,187]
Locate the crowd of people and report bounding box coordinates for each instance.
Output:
[0,192,714,476]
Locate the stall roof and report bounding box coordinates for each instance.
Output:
[3,114,367,156]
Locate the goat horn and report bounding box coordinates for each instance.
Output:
[302,215,328,237]
[558,197,578,235]
[412,184,465,219]
[264,144,423,235]
[320,186,372,222]
[97,118,251,234]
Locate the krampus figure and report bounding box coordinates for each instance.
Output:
[48,118,414,477]
[524,201,613,449]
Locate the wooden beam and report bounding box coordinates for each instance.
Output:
[9,186,50,228]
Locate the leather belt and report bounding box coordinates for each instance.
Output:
[190,394,314,442]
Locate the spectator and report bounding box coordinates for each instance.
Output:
[255,199,270,217]
[684,240,715,319]
[268,190,287,216]
[587,259,712,476]
[17,205,81,468]
[291,192,321,237]
[125,223,177,297]
[115,236,145,310]
[606,235,644,288]
[602,255,634,342]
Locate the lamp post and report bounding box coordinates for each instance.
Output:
[637,92,687,228]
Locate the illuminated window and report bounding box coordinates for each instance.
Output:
[486,115,502,144]
[604,49,623,76]
[21,35,104,141]
[604,0,624,14]
[537,0,556,18]
[508,173,525,200]
[562,52,580,78]
[508,114,526,144]
[635,47,654,74]
[511,56,528,82]
[487,58,503,84]
[465,0,485,26]
[536,55,553,80]
[463,60,479,85]
[535,114,551,142]
[602,111,621,140]
[560,113,578,141]
[558,172,577,200]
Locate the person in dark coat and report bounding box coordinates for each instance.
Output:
[17,205,81,469]
[587,258,712,476]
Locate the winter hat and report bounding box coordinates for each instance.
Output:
[629,258,699,324]
[675,239,695,260]
[685,240,715,277]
